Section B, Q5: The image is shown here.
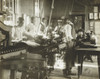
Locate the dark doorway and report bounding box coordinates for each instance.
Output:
[70,15,85,33]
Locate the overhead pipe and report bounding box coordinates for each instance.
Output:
[48,0,55,26]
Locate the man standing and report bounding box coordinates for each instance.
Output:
[63,19,76,77]
[54,20,62,34]
[13,17,25,40]
[53,20,64,40]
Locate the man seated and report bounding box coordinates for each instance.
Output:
[23,17,41,46]
[76,29,94,62]
[23,17,50,46]
[76,29,84,47]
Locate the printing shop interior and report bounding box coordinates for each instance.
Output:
[0,0,100,79]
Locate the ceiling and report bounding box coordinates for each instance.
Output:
[1,0,100,17]
[75,0,100,6]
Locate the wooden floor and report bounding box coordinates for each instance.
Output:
[49,56,99,79]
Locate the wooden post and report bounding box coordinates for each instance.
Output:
[85,5,89,32]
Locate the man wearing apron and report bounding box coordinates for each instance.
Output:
[63,19,76,77]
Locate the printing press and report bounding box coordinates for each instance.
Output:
[0,22,63,79]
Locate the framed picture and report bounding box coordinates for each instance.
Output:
[94,6,98,12]
[94,12,98,20]
[90,21,94,27]
[89,13,94,19]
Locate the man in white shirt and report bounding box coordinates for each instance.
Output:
[22,17,40,46]
[63,19,73,42]
[25,17,36,36]
[63,19,76,77]
[13,17,25,41]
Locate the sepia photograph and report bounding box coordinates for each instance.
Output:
[0,0,100,79]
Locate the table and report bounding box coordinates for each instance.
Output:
[75,47,100,79]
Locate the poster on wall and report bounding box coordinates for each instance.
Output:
[95,21,100,34]
[94,6,98,12]
[94,13,98,20]
[90,21,94,31]
[90,21,94,27]
[89,13,94,19]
